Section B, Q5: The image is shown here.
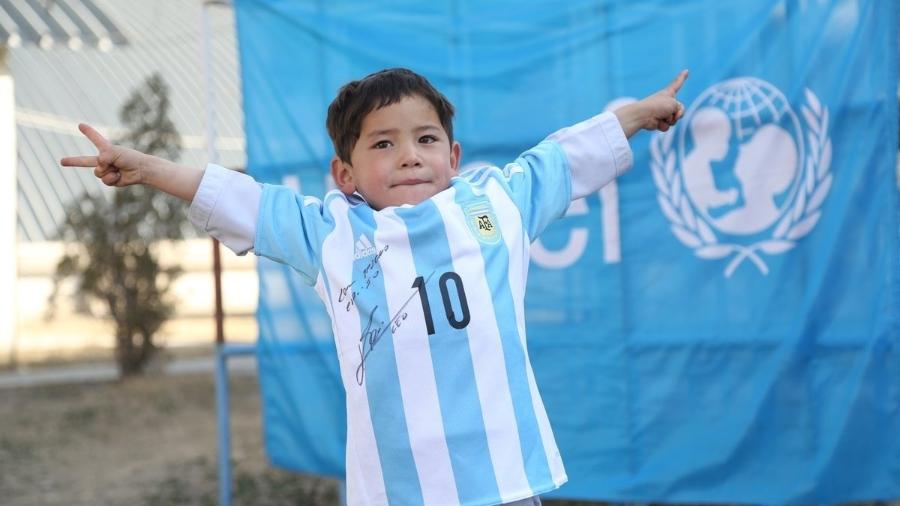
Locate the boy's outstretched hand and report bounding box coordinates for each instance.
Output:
[60,123,204,202]
[60,123,147,187]
[614,69,688,138]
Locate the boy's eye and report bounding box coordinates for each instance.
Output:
[373,140,391,149]
[419,135,438,144]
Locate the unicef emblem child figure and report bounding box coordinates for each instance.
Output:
[62,68,688,506]
[651,77,832,277]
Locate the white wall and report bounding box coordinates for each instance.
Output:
[12,238,258,364]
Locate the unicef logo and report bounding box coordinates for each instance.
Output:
[650,77,833,277]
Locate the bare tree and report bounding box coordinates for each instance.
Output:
[49,73,187,376]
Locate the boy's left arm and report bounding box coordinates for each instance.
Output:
[614,70,688,138]
[544,70,688,200]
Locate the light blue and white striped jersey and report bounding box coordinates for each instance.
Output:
[190,111,632,506]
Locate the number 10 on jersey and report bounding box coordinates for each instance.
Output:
[412,272,471,335]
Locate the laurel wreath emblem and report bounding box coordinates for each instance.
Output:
[650,88,833,277]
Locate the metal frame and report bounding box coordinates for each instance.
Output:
[214,342,256,506]
[200,3,248,505]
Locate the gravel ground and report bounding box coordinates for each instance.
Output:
[0,373,339,505]
[1,371,894,506]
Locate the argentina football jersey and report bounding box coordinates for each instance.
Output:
[189,111,632,506]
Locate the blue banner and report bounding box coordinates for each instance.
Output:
[234,0,900,503]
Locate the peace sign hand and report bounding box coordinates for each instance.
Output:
[60,123,147,187]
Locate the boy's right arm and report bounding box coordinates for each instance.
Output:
[62,123,260,255]
[62,124,322,276]
[61,123,204,202]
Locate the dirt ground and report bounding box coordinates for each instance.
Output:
[0,370,607,506]
[1,370,895,506]
[0,372,340,506]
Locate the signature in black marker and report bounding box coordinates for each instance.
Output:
[362,245,389,286]
[338,245,390,310]
[338,282,357,312]
[354,270,435,386]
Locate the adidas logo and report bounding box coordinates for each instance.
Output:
[354,234,377,260]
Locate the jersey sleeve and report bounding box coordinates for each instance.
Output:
[189,164,261,255]
[546,110,633,199]
[188,163,328,285]
[253,185,330,285]
[497,141,573,239]
[498,111,633,239]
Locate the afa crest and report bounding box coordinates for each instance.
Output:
[464,201,501,244]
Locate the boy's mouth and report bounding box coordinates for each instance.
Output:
[393,178,429,187]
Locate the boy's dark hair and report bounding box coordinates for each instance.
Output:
[326,68,455,163]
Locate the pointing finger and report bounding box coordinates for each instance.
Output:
[665,69,689,96]
[60,155,99,167]
[78,123,110,150]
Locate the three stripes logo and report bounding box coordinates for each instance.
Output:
[354,234,377,260]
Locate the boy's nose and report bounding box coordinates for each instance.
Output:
[399,145,422,168]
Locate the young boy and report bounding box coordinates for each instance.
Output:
[62,68,687,506]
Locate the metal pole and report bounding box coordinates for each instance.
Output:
[213,242,224,345]
[215,342,256,506]
[0,45,19,368]
[214,344,232,506]
[200,3,230,505]
[200,0,225,347]
[200,0,225,348]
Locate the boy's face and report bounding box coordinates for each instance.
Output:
[331,95,461,210]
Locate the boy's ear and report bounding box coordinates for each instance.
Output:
[330,156,356,195]
[450,141,462,173]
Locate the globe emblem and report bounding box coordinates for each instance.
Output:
[651,77,833,277]
[677,78,804,236]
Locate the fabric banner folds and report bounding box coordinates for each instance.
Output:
[233,0,899,503]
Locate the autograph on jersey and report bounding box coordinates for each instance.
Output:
[355,271,437,386]
[338,244,390,312]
